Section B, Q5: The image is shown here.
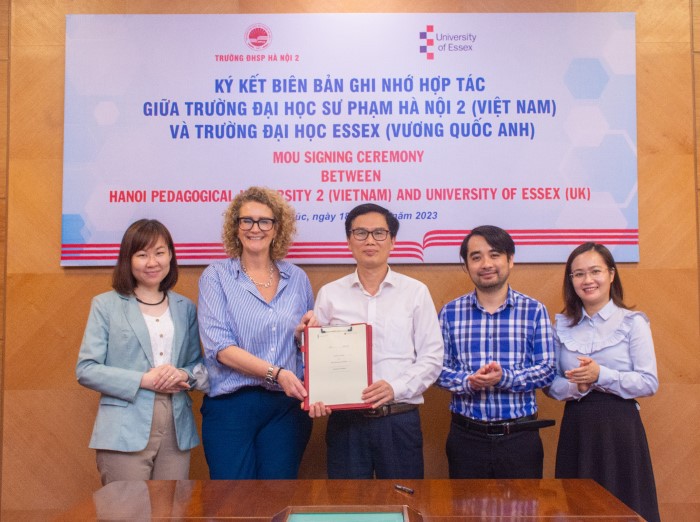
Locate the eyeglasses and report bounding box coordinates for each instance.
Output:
[569,267,613,281]
[238,217,276,231]
[350,228,390,241]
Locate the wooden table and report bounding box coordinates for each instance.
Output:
[58,479,643,520]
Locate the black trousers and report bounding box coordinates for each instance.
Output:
[446,418,544,479]
[326,409,424,479]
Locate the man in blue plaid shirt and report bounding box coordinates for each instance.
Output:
[437,225,556,478]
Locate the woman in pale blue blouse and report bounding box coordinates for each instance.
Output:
[547,242,659,522]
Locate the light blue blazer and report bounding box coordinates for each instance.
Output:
[76,290,201,452]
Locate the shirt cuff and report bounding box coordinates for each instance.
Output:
[596,365,612,388]
[391,380,406,402]
[497,367,513,389]
[462,374,472,393]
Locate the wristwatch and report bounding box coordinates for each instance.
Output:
[265,366,277,385]
[265,365,284,385]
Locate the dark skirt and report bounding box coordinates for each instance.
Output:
[555,391,660,522]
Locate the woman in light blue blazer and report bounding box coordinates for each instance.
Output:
[76,219,202,485]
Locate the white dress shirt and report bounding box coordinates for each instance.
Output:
[314,267,444,404]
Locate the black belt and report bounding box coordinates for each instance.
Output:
[363,403,418,418]
[451,412,555,436]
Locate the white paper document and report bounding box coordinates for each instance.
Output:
[302,324,372,410]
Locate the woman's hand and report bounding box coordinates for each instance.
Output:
[577,382,592,393]
[564,356,600,389]
[141,364,190,393]
[276,368,308,401]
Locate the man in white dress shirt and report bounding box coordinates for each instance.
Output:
[309,203,444,479]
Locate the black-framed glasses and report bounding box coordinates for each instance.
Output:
[350,228,390,241]
[238,217,276,231]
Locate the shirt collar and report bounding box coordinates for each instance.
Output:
[504,286,517,307]
[466,285,514,312]
[580,299,615,323]
[350,265,395,292]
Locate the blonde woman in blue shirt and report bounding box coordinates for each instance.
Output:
[197,186,315,479]
[547,243,659,522]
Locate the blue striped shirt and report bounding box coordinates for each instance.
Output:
[198,258,314,397]
[436,287,555,421]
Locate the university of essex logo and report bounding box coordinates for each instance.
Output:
[419,25,434,60]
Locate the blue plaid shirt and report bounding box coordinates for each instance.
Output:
[437,287,555,421]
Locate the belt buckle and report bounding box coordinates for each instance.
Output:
[364,405,388,418]
[485,422,509,436]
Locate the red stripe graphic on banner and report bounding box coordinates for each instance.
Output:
[61,229,639,263]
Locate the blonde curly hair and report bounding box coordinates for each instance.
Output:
[222,186,297,260]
